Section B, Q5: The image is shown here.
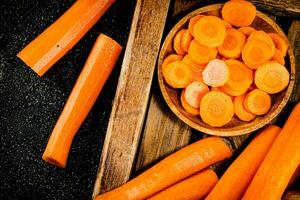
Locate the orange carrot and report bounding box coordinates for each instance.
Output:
[242,103,300,200]
[268,32,288,57]
[243,89,271,115]
[206,125,280,200]
[162,54,183,78]
[182,55,205,82]
[188,15,204,36]
[17,0,115,76]
[223,20,233,29]
[238,26,256,36]
[193,16,226,47]
[95,137,232,200]
[271,48,285,65]
[173,29,186,55]
[184,82,209,108]
[149,169,218,200]
[42,34,122,168]
[234,94,256,122]
[163,61,193,88]
[221,0,256,27]
[248,30,275,56]
[202,59,229,87]
[181,29,193,53]
[181,90,199,116]
[188,39,218,65]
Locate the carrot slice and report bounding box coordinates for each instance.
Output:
[234,94,256,121]
[163,61,193,88]
[148,169,218,200]
[223,20,233,29]
[162,54,183,78]
[221,0,256,27]
[181,29,193,53]
[271,48,285,65]
[218,28,246,58]
[220,59,253,96]
[181,90,199,116]
[184,82,209,108]
[206,125,280,200]
[203,59,229,87]
[42,34,122,168]
[242,40,272,69]
[17,0,115,76]
[200,91,234,127]
[95,137,232,200]
[243,89,271,115]
[173,29,185,55]
[188,15,205,36]
[188,39,218,64]
[182,55,205,82]
[193,16,226,47]
[254,62,290,94]
[238,26,256,36]
[268,32,288,57]
[248,30,275,57]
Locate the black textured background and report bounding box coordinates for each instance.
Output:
[0,0,136,199]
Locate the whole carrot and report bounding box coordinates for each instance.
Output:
[42,34,122,168]
[17,0,115,76]
[206,125,281,200]
[95,137,232,200]
[242,103,300,200]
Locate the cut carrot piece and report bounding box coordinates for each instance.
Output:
[149,169,218,200]
[220,59,253,96]
[223,20,233,29]
[193,16,226,47]
[242,40,272,69]
[188,15,205,36]
[17,0,115,76]
[268,32,288,57]
[163,61,193,88]
[200,91,234,127]
[248,30,275,56]
[234,94,256,122]
[42,34,122,168]
[181,90,199,116]
[254,62,290,94]
[211,87,221,92]
[173,29,185,55]
[208,10,220,17]
[271,48,285,65]
[243,89,271,115]
[184,82,209,108]
[182,55,205,82]
[95,137,232,200]
[221,0,256,27]
[203,59,229,87]
[206,125,280,200]
[162,54,183,78]
[238,26,256,36]
[242,103,300,200]
[181,29,193,53]
[218,28,246,58]
[188,39,218,64]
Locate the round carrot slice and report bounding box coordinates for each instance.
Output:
[238,26,256,36]
[248,31,275,57]
[202,59,229,87]
[182,55,205,82]
[184,82,209,108]
[218,28,246,59]
[271,48,285,65]
[193,16,226,47]
[173,29,185,55]
[254,62,290,94]
[268,33,288,57]
[200,91,234,127]
[188,39,218,64]
[181,90,199,116]
[188,15,205,36]
[244,89,271,115]
[181,29,193,53]
[234,94,256,122]
[162,54,183,78]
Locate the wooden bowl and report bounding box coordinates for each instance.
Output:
[158,4,295,136]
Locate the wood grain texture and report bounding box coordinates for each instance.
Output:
[283,191,300,200]
[92,0,170,197]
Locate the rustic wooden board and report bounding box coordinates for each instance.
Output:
[92,0,171,197]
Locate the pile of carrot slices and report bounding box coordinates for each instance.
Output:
[162,0,290,127]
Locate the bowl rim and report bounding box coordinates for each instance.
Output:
[157,3,296,136]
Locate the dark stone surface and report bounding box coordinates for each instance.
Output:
[0,0,136,199]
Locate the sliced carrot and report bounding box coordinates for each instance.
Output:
[182,55,205,82]
[271,48,285,65]
[162,54,183,78]
[238,26,256,36]
[95,137,232,200]
[218,28,246,58]
[193,16,226,47]
[188,15,205,36]
[184,82,209,108]
[242,103,300,200]
[206,125,280,200]
[243,89,271,115]
[248,30,275,56]
[220,59,253,96]
[223,20,233,29]
[202,59,229,87]
[221,0,256,27]
[188,39,218,64]
[163,61,193,88]
[268,32,288,57]
[148,169,218,200]
[17,0,115,76]
[211,87,222,92]
[42,34,122,168]
[208,9,220,17]
[181,29,193,53]
[200,91,234,127]
[173,29,185,55]
[254,61,290,94]
[181,90,199,116]
[234,94,256,122]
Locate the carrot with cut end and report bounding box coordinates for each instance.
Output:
[182,55,205,82]
[221,0,256,27]
[200,91,234,127]
[271,48,285,65]
[188,40,218,65]
[234,94,256,122]
[268,32,288,57]
[163,61,193,88]
[243,89,271,115]
[203,59,229,87]
[181,29,193,53]
[238,26,256,36]
[188,15,204,36]
[149,169,218,200]
[218,28,246,58]
[184,82,209,108]
[242,103,300,200]
[193,16,226,47]
[181,90,199,116]
[162,54,183,78]
[17,0,115,76]
[255,61,290,94]
[206,125,281,200]
[173,29,185,55]
[95,137,232,200]
[42,34,122,168]
[248,30,275,56]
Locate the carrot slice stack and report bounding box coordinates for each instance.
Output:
[184,82,209,108]
[173,29,186,55]
[268,33,288,57]
[162,54,183,78]
[17,0,115,76]
[181,30,193,53]
[181,90,199,116]
[234,94,256,122]
[188,15,204,36]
